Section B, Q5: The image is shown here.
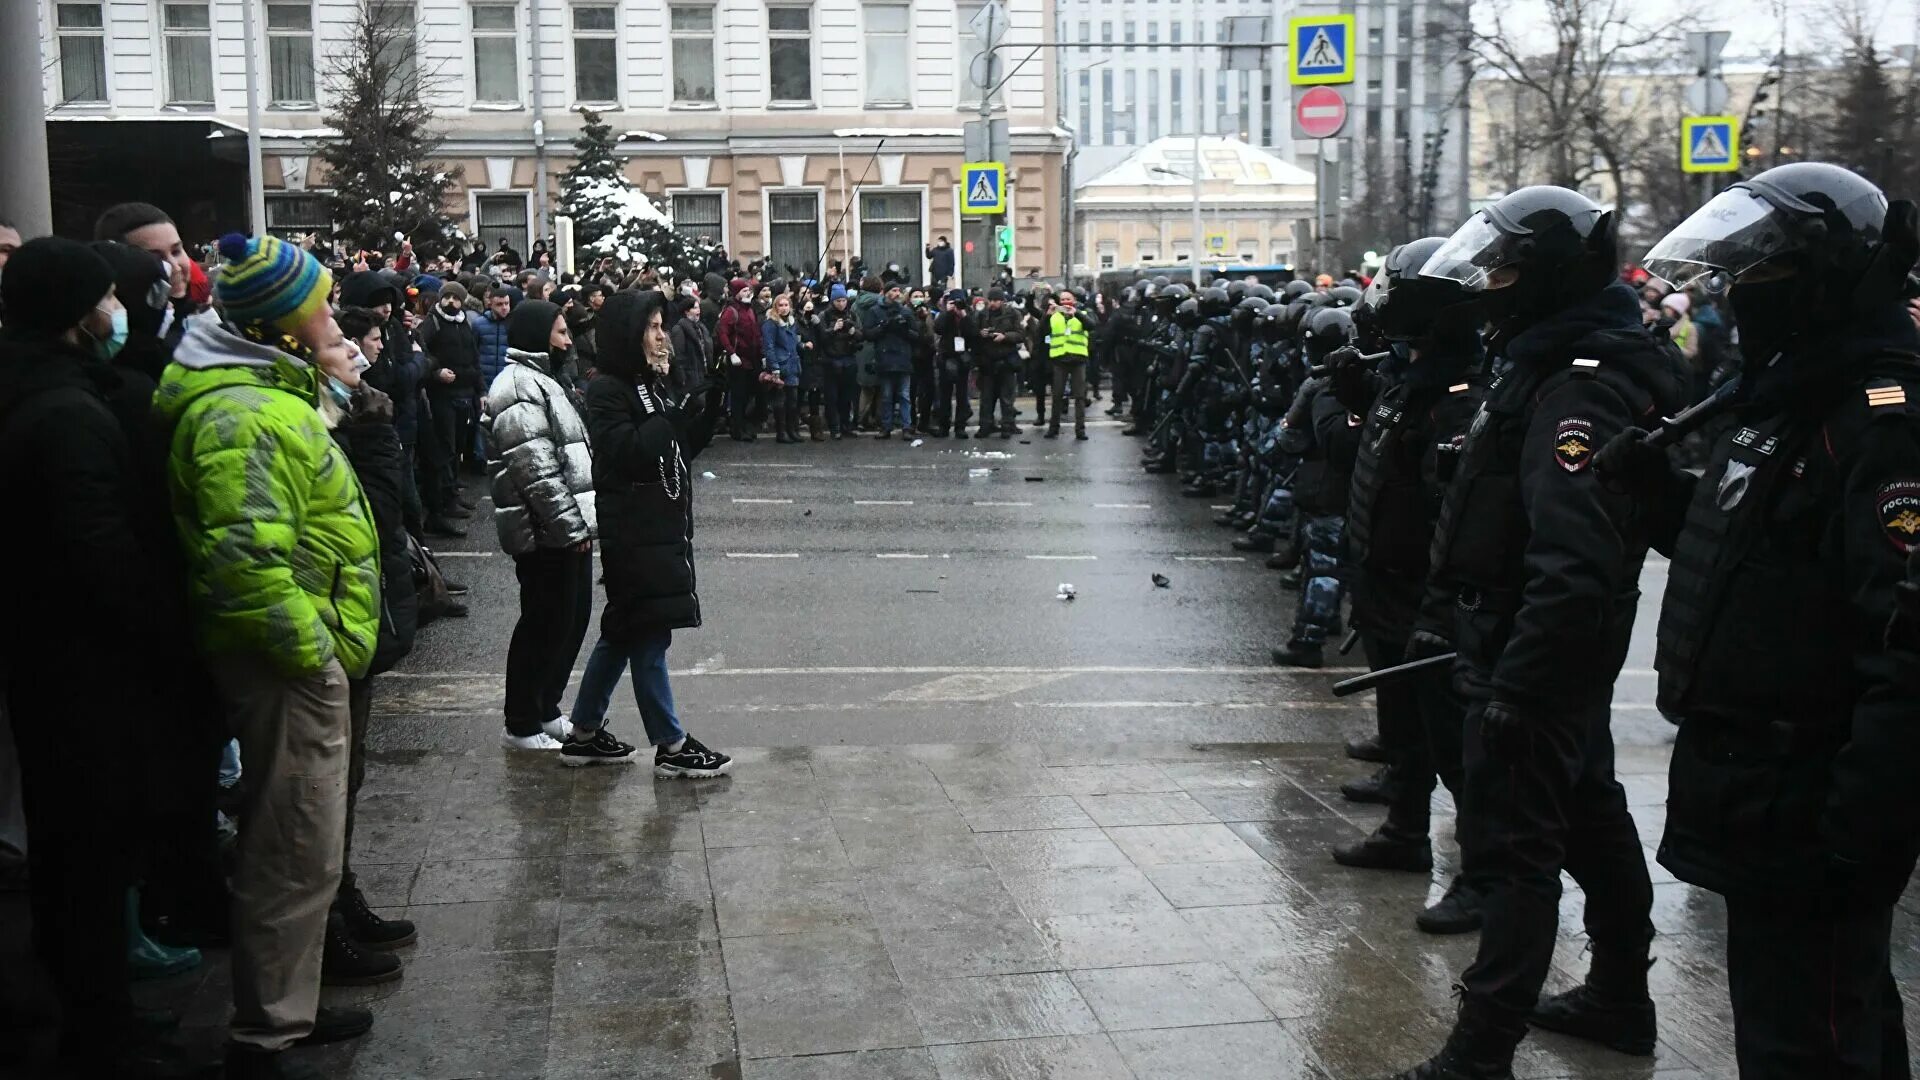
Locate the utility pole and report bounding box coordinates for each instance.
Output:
[1190,42,1205,286]
[0,0,52,237]
[962,1,1007,292]
[240,0,268,236]
[530,0,550,247]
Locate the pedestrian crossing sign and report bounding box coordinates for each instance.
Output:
[1288,15,1354,86]
[1681,116,1739,173]
[961,162,1006,215]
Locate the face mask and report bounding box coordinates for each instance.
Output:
[1729,279,1802,366]
[912,298,926,308]
[89,305,130,360]
[324,374,354,407]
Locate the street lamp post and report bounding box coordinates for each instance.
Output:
[1150,164,1205,282]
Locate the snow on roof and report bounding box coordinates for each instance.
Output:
[830,127,964,138]
[621,130,668,142]
[1079,136,1315,189]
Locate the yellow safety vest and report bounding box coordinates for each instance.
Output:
[1049,309,1089,361]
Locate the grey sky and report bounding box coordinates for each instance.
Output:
[1485,0,1920,58]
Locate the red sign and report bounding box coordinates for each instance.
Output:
[1295,86,1348,140]
[964,240,976,254]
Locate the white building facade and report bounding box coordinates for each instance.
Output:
[37,0,1069,282]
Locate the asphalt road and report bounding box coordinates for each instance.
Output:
[382,414,1674,750]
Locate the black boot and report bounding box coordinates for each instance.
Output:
[1271,642,1324,668]
[1339,765,1403,805]
[1528,953,1657,1056]
[1181,482,1216,498]
[1232,531,1276,553]
[422,516,467,539]
[1417,878,1485,935]
[321,909,402,986]
[1267,544,1300,571]
[336,875,416,949]
[1385,1005,1521,1079]
[1279,567,1305,590]
[1331,827,1433,872]
[1345,733,1388,763]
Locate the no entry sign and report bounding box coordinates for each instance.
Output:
[1294,86,1348,140]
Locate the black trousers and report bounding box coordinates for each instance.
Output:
[823,363,857,434]
[1726,898,1910,1079]
[776,385,800,438]
[935,360,973,432]
[1456,693,1655,1047]
[504,548,594,736]
[420,394,468,515]
[340,677,372,890]
[727,368,761,436]
[6,679,137,1044]
[976,366,1017,431]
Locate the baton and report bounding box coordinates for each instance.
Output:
[1337,627,1360,655]
[1642,375,1741,449]
[1331,651,1456,697]
[1307,350,1392,379]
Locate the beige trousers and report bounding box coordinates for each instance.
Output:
[211,654,350,1051]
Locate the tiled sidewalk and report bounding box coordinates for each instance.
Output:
[144,740,1917,1078]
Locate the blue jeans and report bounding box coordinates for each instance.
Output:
[880,372,912,431]
[568,629,688,746]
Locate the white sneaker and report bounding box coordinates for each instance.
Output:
[541,715,575,741]
[501,731,564,751]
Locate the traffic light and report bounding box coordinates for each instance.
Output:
[994,225,1013,265]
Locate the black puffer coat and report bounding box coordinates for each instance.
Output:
[331,385,417,675]
[589,291,723,638]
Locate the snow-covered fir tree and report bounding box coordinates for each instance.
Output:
[559,110,717,279]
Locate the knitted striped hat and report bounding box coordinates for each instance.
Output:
[214,232,332,332]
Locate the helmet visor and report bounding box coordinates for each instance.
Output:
[1641,188,1800,292]
[1418,215,1519,292]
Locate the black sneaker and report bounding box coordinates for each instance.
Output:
[336,879,416,949]
[226,1044,326,1080]
[1345,734,1388,763]
[423,516,467,539]
[1271,643,1324,668]
[654,735,733,779]
[1528,985,1657,1056]
[1416,879,1484,935]
[321,911,402,986]
[1331,831,1434,873]
[443,578,471,597]
[1339,766,1402,805]
[561,728,639,767]
[293,1006,373,1047]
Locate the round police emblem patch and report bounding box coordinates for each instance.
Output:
[1877,480,1920,553]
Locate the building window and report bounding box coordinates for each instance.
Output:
[768,5,813,103]
[767,191,821,277]
[474,193,530,253]
[865,3,911,105]
[55,3,108,104]
[1147,71,1160,141]
[1169,19,1181,43]
[1138,244,1160,263]
[1077,19,1089,54]
[162,2,214,105]
[1147,22,1158,45]
[371,1,418,90]
[1098,247,1117,270]
[1099,21,1112,49]
[671,192,724,246]
[858,191,922,285]
[1172,242,1191,263]
[573,5,619,104]
[472,4,519,104]
[670,5,716,104]
[266,192,332,241]
[1100,69,1114,144]
[1170,69,1182,134]
[1120,69,1136,141]
[1077,71,1091,145]
[266,2,315,107]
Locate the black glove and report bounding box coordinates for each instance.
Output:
[1404,629,1451,663]
[1325,346,1372,411]
[1593,427,1670,498]
[1477,700,1529,760]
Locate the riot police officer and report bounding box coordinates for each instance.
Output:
[1271,307,1364,667]
[1598,162,1920,1079]
[1322,238,1489,935]
[1384,187,1689,1079]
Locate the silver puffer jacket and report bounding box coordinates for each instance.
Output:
[482,348,597,554]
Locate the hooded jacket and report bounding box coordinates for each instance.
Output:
[152,315,381,679]
[418,301,483,395]
[762,314,802,385]
[668,308,712,399]
[716,280,764,369]
[481,300,596,554]
[340,271,424,440]
[863,295,917,375]
[329,385,417,674]
[470,304,513,388]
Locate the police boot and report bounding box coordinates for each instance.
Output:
[1181,481,1217,498]
[1143,458,1176,474]
[1279,566,1305,590]
[1232,531,1275,553]
[1120,423,1145,436]
[1271,642,1324,668]
[1528,952,1656,1056]
[1267,543,1300,570]
[1340,765,1404,805]
[1417,878,1485,935]
[1331,825,1433,873]
[1382,1020,1519,1080]
[1213,511,1242,527]
[1346,734,1388,763]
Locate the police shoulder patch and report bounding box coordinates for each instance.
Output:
[1877,480,1920,553]
[1553,417,1596,473]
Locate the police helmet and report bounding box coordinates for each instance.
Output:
[1303,307,1358,358]
[1643,162,1916,315]
[1152,275,1172,289]
[1225,280,1249,304]
[1247,283,1276,302]
[1231,296,1267,327]
[1260,301,1292,339]
[1174,298,1203,327]
[1282,280,1313,300]
[1159,282,1191,304]
[1199,286,1233,317]
[1421,186,1617,330]
[1361,236,1481,343]
[1325,285,1365,309]
[1282,296,1317,337]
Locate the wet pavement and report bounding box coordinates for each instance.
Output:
[22,413,1920,1077]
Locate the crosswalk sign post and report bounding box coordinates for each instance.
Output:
[961,162,1006,215]
[1288,15,1354,86]
[1680,116,1739,174]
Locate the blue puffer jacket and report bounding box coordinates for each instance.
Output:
[762,317,802,386]
[470,308,512,388]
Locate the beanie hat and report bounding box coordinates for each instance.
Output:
[507,299,563,353]
[987,288,1007,301]
[0,236,116,336]
[214,232,332,332]
[729,277,750,297]
[1660,292,1690,316]
[945,289,968,306]
[829,283,847,300]
[438,281,468,306]
[412,273,444,296]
